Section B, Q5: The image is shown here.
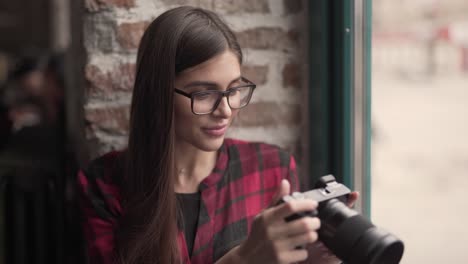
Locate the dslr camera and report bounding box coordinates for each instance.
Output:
[281,175,404,264]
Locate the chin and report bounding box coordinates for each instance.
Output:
[195,136,225,152]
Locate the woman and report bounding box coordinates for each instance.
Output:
[78,6,357,264]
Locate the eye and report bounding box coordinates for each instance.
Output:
[230,79,251,89]
[194,92,213,100]
[229,87,241,94]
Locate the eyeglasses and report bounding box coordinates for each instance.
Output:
[174,77,256,115]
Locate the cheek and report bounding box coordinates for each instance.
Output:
[174,96,191,114]
[230,109,239,121]
[174,98,194,126]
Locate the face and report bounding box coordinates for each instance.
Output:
[174,50,242,152]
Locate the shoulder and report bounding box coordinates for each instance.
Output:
[223,138,293,168]
[81,150,125,185]
[78,150,126,202]
[77,150,125,219]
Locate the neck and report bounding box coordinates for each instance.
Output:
[174,141,218,193]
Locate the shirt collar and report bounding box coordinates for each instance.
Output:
[198,139,230,190]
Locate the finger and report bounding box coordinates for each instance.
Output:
[278,248,309,264]
[346,191,359,207]
[269,179,291,207]
[266,199,318,223]
[271,216,320,238]
[286,217,321,237]
[279,231,319,250]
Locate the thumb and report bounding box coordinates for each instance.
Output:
[269,179,291,207]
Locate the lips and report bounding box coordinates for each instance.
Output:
[202,124,228,137]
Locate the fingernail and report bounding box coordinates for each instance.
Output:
[309,200,318,207]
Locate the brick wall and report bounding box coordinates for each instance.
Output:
[84,0,308,163]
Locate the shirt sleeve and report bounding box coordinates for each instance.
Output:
[77,167,120,264]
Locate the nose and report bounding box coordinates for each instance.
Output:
[212,96,232,118]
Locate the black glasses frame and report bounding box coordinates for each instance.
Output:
[174,77,257,115]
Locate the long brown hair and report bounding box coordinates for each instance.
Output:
[116,6,242,264]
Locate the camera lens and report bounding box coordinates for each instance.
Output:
[318,199,404,264]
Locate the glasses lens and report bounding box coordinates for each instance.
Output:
[229,85,253,109]
[192,91,220,114]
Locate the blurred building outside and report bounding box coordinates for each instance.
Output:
[372,0,468,263]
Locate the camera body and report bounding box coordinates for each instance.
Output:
[280,174,351,222]
[279,175,404,264]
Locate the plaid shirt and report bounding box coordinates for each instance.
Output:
[78,138,299,264]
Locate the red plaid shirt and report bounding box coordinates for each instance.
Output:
[78,138,299,264]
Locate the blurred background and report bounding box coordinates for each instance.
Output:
[0,0,467,263]
[372,0,468,263]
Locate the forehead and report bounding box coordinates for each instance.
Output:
[176,51,241,84]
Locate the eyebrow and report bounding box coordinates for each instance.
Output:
[182,76,242,90]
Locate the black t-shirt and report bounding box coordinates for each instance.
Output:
[177,192,201,257]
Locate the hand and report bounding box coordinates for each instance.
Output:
[346,191,359,208]
[236,179,321,264]
[302,191,360,264]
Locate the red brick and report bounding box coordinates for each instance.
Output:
[106,0,135,8]
[85,0,136,12]
[241,65,268,85]
[159,0,212,9]
[85,105,130,134]
[116,21,150,50]
[84,15,117,53]
[214,0,270,14]
[284,0,303,14]
[233,101,301,127]
[85,63,136,96]
[85,132,128,159]
[236,27,300,51]
[282,63,302,89]
[287,29,300,44]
